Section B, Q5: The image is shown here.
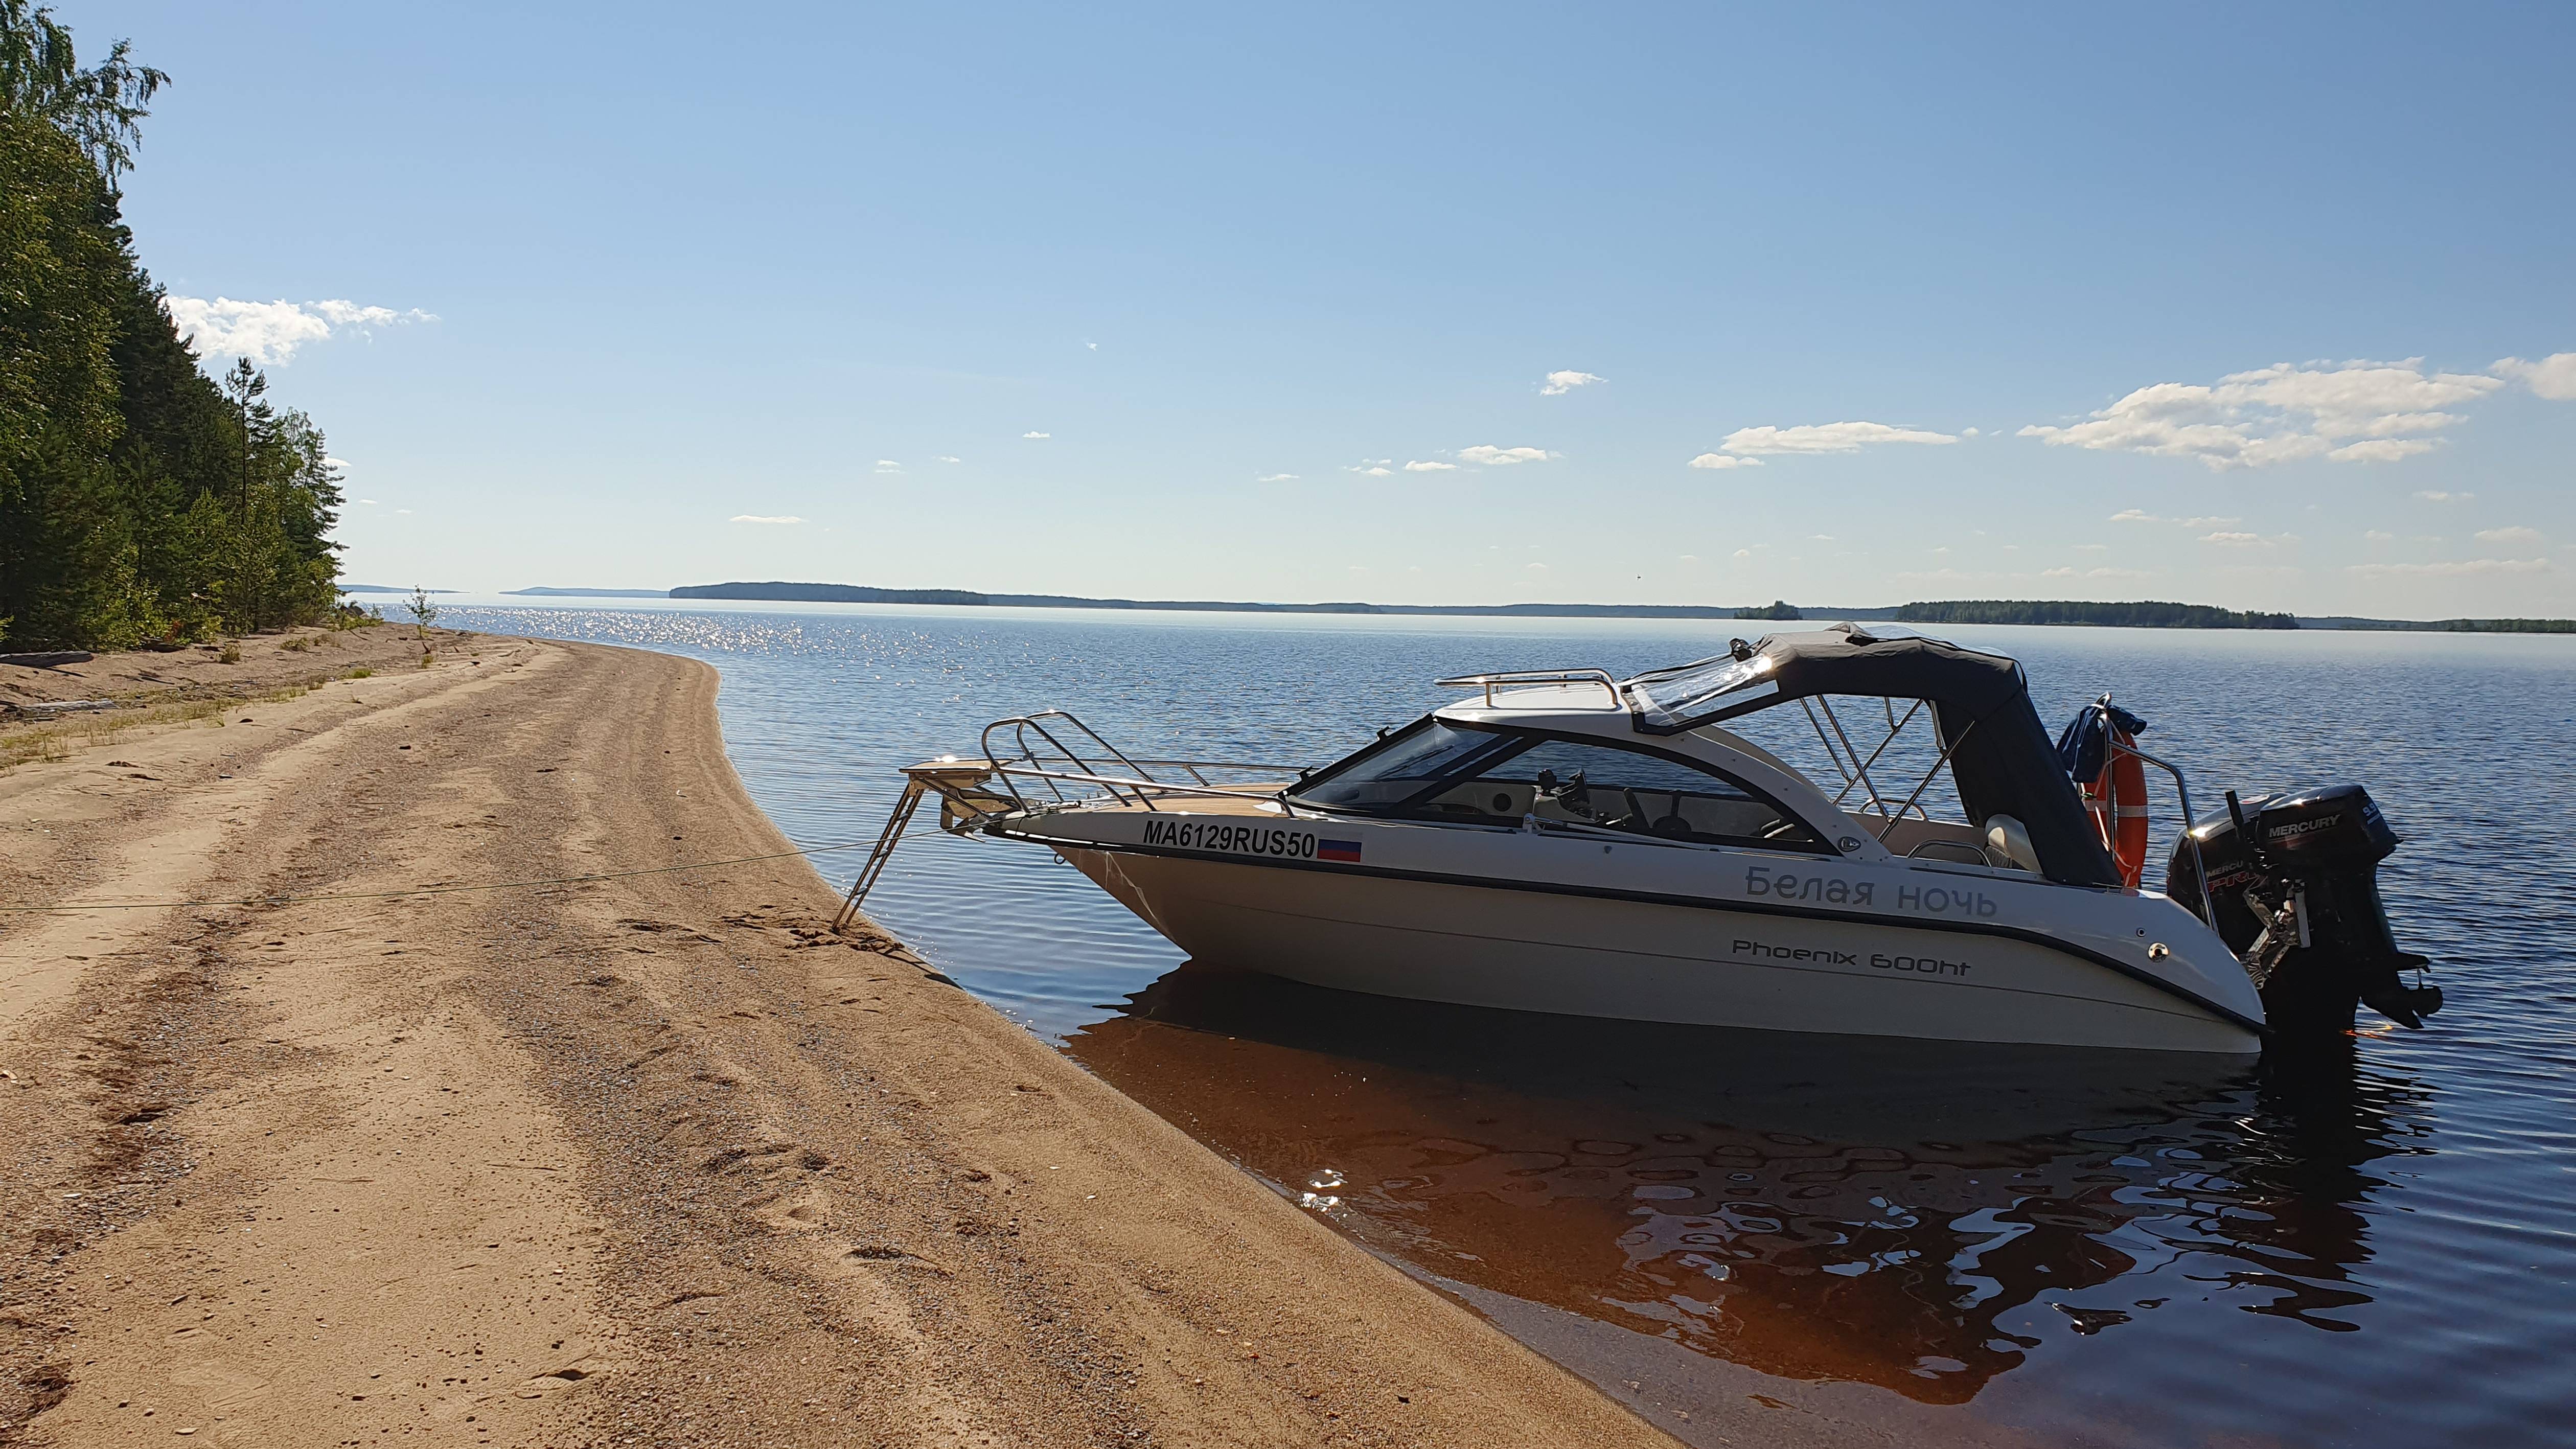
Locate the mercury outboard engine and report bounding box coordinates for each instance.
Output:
[2167,785,2440,1035]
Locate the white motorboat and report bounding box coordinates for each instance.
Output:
[841,625,2436,1054]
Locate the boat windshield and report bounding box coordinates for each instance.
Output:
[1291,719,1828,852]
[1627,654,1779,730]
[1291,720,1519,811]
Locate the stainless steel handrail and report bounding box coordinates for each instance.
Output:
[1434,669,1622,708]
[980,710,1163,809]
[1850,799,1935,823]
[836,719,1305,925]
[974,709,1307,816]
[987,763,1296,808]
[2108,738,2216,922]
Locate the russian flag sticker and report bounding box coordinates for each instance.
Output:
[1318,838,1364,863]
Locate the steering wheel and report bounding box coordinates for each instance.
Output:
[1646,790,1692,838]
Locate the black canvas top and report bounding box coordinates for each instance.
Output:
[1627,624,2026,721]
[1629,625,2121,888]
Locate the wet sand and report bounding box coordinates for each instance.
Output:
[0,638,1677,1447]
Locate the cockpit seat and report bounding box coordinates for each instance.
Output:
[1985,814,2042,873]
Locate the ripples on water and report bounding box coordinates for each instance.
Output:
[442,600,2576,1447]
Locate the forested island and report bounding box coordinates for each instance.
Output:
[1,7,342,649]
[2434,617,2575,634]
[661,582,2576,632]
[1895,600,2301,630]
[669,582,1775,619]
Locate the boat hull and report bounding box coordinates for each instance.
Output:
[1059,846,2260,1054]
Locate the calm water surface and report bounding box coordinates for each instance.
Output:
[442,599,2576,1447]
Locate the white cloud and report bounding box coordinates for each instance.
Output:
[1084,340,1099,351]
[729,514,804,525]
[2365,530,2396,541]
[1525,561,1549,571]
[2041,566,2078,578]
[1733,548,1753,560]
[164,295,436,365]
[2044,565,2154,580]
[2328,438,2441,463]
[2349,558,2550,577]
[1402,459,1457,472]
[2413,490,2475,501]
[2199,531,2276,547]
[1256,472,1299,482]
[2494,352,2576,401]
[2022,358,2509,470]
[1961,427,1981,437]
[2475,525,2545,547]
[1539,370,1604,396]
[1687,453,1764,470]
[1022,431,1050,439]
[872,459,903,473]
[936,455,961,464]
[2111,509,2242,527]
[1457,445,1557,465]
[309,300,431,327]
[355,498,379,505]
[2074,543,2108,552]
[1677,554,1699,564]
[1719,421,1958,456]
[394,508,413,515]
[1351,466,1393,477]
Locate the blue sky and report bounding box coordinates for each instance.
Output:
[93,2,2576,616]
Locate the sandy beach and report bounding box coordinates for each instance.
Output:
[0,636,1681,1447]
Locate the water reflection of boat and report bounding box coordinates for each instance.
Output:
[1064,964,2424,1409]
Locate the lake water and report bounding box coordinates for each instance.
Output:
[439,597,2576,1448]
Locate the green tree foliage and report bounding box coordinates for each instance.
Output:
[0,5,340,649]
[2440,617,2575,634]
[1733,600,1803,620]
[1893,600,2300,630]
[0,0,165,183]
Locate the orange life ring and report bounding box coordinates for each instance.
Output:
[2086,725,2151,889]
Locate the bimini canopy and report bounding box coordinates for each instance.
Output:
[1627,625,2120,888]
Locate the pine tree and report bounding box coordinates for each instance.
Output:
[2,3,342,647]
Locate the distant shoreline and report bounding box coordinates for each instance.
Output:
[636,581,2572,634]
[398,582,2576,634]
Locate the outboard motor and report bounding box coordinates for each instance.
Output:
[2167,785,2440,1035]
